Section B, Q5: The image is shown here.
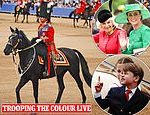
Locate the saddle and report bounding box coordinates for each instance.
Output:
[38,49,70,66]
[37,49,70,79]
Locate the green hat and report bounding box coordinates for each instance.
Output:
[115,4,150,24]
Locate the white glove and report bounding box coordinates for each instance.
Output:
[36,39,42,43]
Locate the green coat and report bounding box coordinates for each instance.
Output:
[122,24,150,54]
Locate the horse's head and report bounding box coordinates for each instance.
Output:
[4,27,29,55]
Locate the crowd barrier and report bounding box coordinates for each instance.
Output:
[0,3,75,18]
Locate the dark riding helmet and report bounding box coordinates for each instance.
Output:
[97,9,112,23]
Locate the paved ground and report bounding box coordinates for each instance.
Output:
[0,13,149,115]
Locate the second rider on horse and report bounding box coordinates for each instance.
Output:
[75,0,87,14]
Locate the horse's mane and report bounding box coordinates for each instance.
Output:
[19,30,31,43]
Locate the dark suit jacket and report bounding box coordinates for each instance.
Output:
[95,86,149,115]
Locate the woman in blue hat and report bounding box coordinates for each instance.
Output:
[115,3,150,55]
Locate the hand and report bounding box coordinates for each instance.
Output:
[36,39,42,43]
[95,76,103,93]
[119,37,128,50]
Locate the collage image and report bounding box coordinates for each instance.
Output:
[91,0,150,114]
[0,0,150,114]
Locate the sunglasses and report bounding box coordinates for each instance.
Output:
[127,11,141,17]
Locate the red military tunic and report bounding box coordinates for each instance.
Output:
[17,0,23,5]
[93,28,127,54]
[75,1,87,14]
[93,1,101,13]
[38,23,58,75]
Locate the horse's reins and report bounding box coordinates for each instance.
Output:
[11,41,38,66]
[19,47,36,77]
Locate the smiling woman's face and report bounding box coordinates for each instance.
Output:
[127,10,142,25]
[100,18,114,34]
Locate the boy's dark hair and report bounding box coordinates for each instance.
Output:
[123,63,144,85]
[115,57,134,67]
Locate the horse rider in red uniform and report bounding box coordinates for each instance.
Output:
[17,0,23,5]
[17,0,28,8]
[75,0,87,14]
[93,0,101,13]
[38,0,58,76]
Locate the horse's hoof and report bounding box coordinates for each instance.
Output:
[55,101,60,103]
[17,101,22,103]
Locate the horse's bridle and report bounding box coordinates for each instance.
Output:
[7,32,38,54]
[7,33,22,55]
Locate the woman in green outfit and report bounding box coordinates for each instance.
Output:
[115,3,150,55]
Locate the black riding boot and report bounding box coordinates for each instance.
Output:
[43,57,48,77]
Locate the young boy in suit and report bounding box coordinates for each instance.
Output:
[94,62,149,115]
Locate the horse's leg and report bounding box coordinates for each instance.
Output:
[76,17,80,28]
[22,14,25,23]
[36,16,39,23]
[76,18,78,27]
[83,19,88,27]
[55,71,66,103]
[89,19,91,28]
[16,13,19,22]
[88,15,92,28]
[31,79,39,103]
[26,14,28,23]
[73,16,76,28]
[36,7,39,22]
[69,70,86,103]
[16,77,29,103]
[14,11,17,22]
[15,15,17,22]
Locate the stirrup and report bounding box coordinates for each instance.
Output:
[43,71,49,77]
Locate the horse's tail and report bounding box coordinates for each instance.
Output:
[73,49,92,88]
[69,10,74,18]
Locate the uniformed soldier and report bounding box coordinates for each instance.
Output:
[75,0,87,14]
[38,1,58,76]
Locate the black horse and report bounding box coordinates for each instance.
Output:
[69,5,94,28]
[3,27,92,103]
[14,2,34,23]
